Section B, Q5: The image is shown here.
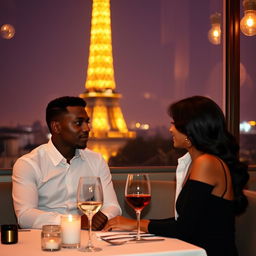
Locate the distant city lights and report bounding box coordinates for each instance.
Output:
[143,92,151,99]
[248,120,256,126]
[135,122,150,130]
[240,121,256,133]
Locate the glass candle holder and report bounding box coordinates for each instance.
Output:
[1,224,18,244]
[41,225,61,251]
[61,215,81,248]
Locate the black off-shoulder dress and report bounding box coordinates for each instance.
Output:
[148,179,238,256]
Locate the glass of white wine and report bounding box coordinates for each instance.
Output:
[77,176,103,252]
[125,173,151,241]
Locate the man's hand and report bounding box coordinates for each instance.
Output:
[81,211,108,231]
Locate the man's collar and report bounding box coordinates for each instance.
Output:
[46,139,65,166]
[46,139,85,166]
[74,148,86,161]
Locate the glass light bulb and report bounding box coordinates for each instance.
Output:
[208,24,221,45]
[240,10,256,36]
[0,24,15,39]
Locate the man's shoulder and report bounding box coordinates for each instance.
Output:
[13,143,50,175]
[16,143,48,162]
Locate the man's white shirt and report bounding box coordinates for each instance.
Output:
[12,139,121,229]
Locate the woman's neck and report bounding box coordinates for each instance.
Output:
[188,147,204,161]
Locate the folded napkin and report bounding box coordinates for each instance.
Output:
[95,231,154,241]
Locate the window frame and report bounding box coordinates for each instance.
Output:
[225,0,240,141]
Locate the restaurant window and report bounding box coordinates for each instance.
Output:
[0,0,228,168]
[108,0,225,166]
[240,0,256,165]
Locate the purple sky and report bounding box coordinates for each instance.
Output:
[0,0,255,129]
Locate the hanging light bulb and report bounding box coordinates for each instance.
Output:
[0,24,15,39]
[240,0,256,36]
[208,13,221,45]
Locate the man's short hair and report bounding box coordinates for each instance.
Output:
[46,96,86,132]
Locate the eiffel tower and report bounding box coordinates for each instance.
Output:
[80,0,135,161]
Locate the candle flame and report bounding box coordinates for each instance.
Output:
[68,214,73,222]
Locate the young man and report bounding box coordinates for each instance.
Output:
[12,96,121,229]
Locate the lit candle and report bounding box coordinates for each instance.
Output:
[45,239,60,250]
[61,214,81,248]
[41,225,61,251]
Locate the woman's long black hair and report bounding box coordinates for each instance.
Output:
[169,96,249,215]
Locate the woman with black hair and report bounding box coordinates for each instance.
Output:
[103,96,249,256]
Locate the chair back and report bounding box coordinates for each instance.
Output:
[236,189,256,256]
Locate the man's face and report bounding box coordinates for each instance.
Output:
[57,106,90,149]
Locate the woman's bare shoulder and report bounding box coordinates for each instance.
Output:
[189,154,222,185]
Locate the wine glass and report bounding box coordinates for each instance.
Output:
[125,173,151,240]
[77,176,103,252]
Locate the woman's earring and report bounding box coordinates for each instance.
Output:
[185,137,192,147]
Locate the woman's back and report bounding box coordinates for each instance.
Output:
[177,153,237,255]
[176,179,237,256]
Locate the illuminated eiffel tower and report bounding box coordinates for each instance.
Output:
[80,0,135,161]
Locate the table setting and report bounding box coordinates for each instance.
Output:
[0,228,207,256]
[0,174,207,256]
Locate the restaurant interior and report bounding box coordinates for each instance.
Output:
[0,0,256,255]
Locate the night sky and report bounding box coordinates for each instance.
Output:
[0,0,255,129]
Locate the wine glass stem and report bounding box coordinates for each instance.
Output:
[87,215,93,249]
[135,210,141,240]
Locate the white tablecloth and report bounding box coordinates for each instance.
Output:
[0,230,207,256]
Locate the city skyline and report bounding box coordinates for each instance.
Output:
[0,0,255,129]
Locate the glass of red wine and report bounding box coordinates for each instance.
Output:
[125,173,151,240]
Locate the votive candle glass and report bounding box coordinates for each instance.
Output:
[41,225,61,251]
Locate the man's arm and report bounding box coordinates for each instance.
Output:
[12,158,60,229]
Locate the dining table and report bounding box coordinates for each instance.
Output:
[0,229,207,256]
